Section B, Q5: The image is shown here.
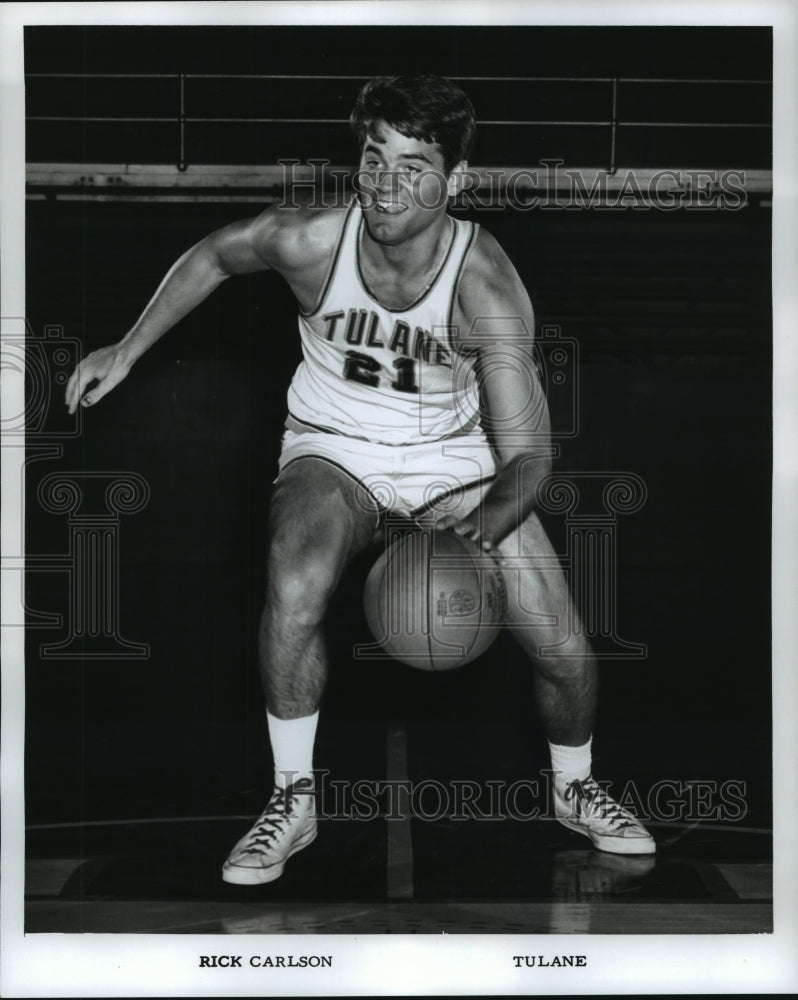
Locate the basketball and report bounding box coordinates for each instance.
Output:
[363,529,507,670]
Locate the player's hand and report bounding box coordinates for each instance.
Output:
[65,343,132,414]
[435,515,506,566]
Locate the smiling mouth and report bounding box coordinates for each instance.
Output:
[374,200,407,215]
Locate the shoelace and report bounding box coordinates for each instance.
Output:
[242,784,311,855]
[563,778,638,831]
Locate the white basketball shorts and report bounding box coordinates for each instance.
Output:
[277,419,498,519]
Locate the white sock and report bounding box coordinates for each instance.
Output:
[267,710,319,789]
[549,737,592,788]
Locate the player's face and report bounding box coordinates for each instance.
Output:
[357,123,460,245]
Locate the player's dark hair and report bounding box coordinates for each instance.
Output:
[350,75,476,174]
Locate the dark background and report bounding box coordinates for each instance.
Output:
[24,25,772,169]
[24,26,772,867]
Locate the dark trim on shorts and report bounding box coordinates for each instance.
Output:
[409,473,497,519]
[286,413,343,436]
[286,412,402,445]
[278,454,386,516]
[285,412,480,448]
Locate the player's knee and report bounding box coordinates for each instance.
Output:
[265,544,342,625]
[533,635,595,677]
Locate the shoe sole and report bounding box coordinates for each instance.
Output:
[556,816,656,855]
[221,826,318,885]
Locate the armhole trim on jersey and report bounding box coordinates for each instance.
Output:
[298,200,357,320]
[446,220,480,353]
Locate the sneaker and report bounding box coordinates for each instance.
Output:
[222,778,317,885]
[553,776,656,855]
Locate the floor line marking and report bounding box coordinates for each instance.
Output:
[385,719,414,900]
[25,816,773,835]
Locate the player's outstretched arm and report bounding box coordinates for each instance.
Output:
[65,210,280,414]
[438,230,552,550]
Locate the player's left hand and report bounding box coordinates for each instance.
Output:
[435,516,506,566]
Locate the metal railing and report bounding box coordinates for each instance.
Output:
[25,72,771,175]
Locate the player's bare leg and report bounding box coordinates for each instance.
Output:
[222,457,381,884]
[429,489,596,741]
[499,511,654,854]
[431,491,653,855]
[498,510,597,746]
[260,457,381,720]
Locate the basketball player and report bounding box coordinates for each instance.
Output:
[65,76,655,885]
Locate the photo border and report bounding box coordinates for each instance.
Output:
[2,1,796,995]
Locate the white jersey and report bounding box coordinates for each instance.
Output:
[286,201,482,446]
